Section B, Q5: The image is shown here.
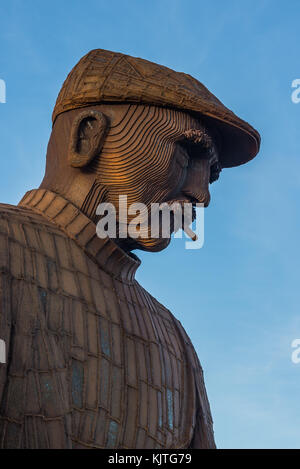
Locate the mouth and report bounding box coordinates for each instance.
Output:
[166,191,210,210]
[184,187,211,206]
[160,197,196,236]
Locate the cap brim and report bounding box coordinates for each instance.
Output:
[204,115,260,168]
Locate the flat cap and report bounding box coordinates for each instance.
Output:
[53,48,260,168]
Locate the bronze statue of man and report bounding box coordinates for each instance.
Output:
[0,49,260,449]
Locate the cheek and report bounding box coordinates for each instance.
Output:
[161,147,188,195]
[145,141,185,189]
[167,155,188,189]
[99,139,186,205]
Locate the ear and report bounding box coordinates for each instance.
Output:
[68,109,109,168]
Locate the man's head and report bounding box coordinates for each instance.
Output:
[41,102,220,251]
[40,48,260,253]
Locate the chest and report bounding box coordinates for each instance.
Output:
[63,277,194,448]
[3,261,196,448]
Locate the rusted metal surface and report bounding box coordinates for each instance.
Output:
[0,191,214,448]
[0,48,260,449]
[53,48,260,168]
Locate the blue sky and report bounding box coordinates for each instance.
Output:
[0,0,299,449]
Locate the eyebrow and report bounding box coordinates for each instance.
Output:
[178,128,220,164]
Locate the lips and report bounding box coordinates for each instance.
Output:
[162,198,196,234]
[175,191,211,208]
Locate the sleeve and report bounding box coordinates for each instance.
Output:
[188,350,216,449]
[190,352,216,449]
[173,317,216,449]
[0,233,12,409]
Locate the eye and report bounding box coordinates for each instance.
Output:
[209,161,222,183]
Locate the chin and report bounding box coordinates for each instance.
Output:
[128,236,171,253]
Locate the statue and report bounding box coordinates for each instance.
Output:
[0,49,260,449]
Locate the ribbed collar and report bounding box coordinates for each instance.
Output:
[19,189,140,283]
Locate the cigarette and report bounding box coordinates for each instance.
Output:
[183,226,198,241]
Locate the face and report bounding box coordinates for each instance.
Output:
[85,104,221,252]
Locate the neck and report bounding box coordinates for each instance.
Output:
[40,174,107,224]
[80,180,108,223]
[19,188,141,282]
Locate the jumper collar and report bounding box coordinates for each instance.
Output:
[19,189,140,283]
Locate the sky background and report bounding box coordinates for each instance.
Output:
[0,0,299,449]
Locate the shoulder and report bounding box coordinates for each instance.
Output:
[136,282,187,332]
[135,281,199,354]
[0,202,69,253]
[136,281,204,368]
[0,202,71,278]
[0,202,65,236]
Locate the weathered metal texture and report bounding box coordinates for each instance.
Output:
[0,48,260,449]
[53,48,260,168]
[0,189,215,448]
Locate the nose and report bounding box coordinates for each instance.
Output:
[181,158,211,207]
